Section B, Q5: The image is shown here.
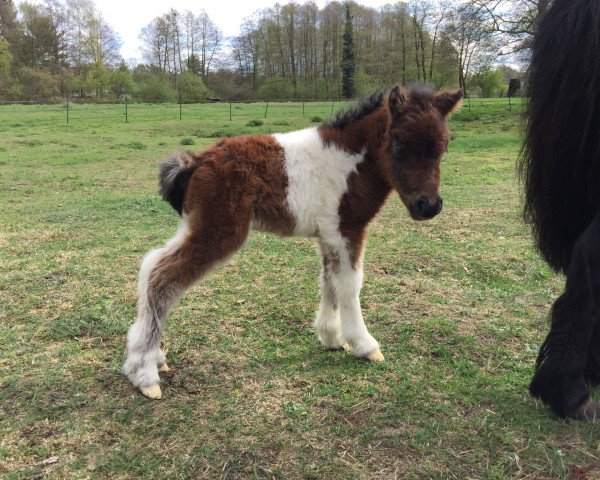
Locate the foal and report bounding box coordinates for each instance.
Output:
[124,85,463,399]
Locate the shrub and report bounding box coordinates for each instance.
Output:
[309,115,322,123]
[138,77,176,103]
[178,72,210,103]
[180,137,195,145]
[246,119,264,127]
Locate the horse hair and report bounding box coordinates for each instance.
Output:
[519,0,600,273]
[324,89,385,130]
[325,84,438,131]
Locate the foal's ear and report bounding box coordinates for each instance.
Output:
[388,85,407,120]
[433,89,464,117]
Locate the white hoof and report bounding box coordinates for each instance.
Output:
[364,349,384,362]
[140,384,162,399]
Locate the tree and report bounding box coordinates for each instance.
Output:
[471,65,506,97]
[340,2,356,99]
[0,0,20,47]
[446,2,497,94]
[196,10,222,80]
[18,2,65,70]
[0,37,14,99]
[110,62,137,97]
[469,0,551,56]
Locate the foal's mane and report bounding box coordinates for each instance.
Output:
[324,84,438,130]
[324,89,385,130]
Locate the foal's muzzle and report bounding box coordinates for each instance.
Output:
[409,195,443,221]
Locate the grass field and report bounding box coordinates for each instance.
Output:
[1,98,599,479]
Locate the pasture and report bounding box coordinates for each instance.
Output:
[1,99,599,479]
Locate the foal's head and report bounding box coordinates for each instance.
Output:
[384,85,463,221]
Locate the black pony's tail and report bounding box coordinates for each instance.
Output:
[158,152,198,216]
[519,0,600,273]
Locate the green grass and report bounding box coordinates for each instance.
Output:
[2,98,599,479]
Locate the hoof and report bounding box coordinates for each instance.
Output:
[343,343,350,351]
[140,384,162,399]
[158,363,170,372]
[364,349,384,362]
[571,398,600,421]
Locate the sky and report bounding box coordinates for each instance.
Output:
[95,0,389,61]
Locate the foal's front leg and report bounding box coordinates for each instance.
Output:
[319,240,383,361]
[315,243,347,350]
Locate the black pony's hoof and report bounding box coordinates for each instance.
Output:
[570,398,600,421]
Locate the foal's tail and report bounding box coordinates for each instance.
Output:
[158,152,197,216]
[519,0,600,273]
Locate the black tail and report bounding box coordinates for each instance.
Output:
[158,152,197,216]
[519,0,600,273]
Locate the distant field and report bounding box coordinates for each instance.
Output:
[2,99,599,479]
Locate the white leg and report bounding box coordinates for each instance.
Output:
[123,219,192,398]
[123,248,167,399]
[314,248,347,349]
[316,230,383,361]
[332,263,383,360]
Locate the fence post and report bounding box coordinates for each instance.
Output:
[508,95,512,112]
[264,99,269,118]
[302,98,305,117]
[125,97,128,123]
[331,100,335,118]
[66,97,69,124]
[179,92,182,121]
[229,99,232,122]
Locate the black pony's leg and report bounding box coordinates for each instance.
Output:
[585,324,600,386]
[530,212,600,419]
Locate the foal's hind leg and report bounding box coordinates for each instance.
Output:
[123,212,250,399]
[314,242,347,350]
[530,212,600,419]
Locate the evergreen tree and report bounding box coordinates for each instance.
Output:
[341,3,356,99]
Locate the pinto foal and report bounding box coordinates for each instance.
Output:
[124,85,463,399]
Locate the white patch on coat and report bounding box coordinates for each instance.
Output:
[273,127,364,238]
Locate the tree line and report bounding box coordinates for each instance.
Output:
[0,0,543,103]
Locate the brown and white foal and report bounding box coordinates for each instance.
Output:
[124,85,463,399]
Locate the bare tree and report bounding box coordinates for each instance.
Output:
[196,10,222,79]
[469,0,551,54]
[445,2,496,93]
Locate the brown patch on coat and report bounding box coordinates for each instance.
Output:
[320,108,394,269]
[319,241,340,309]
[320,242,341,274]
[183,135,296,237]
[144,135,298,324]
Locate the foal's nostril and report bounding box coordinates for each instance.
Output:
[416,196,428,214]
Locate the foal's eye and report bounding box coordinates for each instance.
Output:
[391,135,408,159]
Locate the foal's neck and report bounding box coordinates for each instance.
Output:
[319,107,388,158]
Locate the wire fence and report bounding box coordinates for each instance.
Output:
[0,97,525,127]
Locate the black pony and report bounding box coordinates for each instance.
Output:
[520,0,600,419]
